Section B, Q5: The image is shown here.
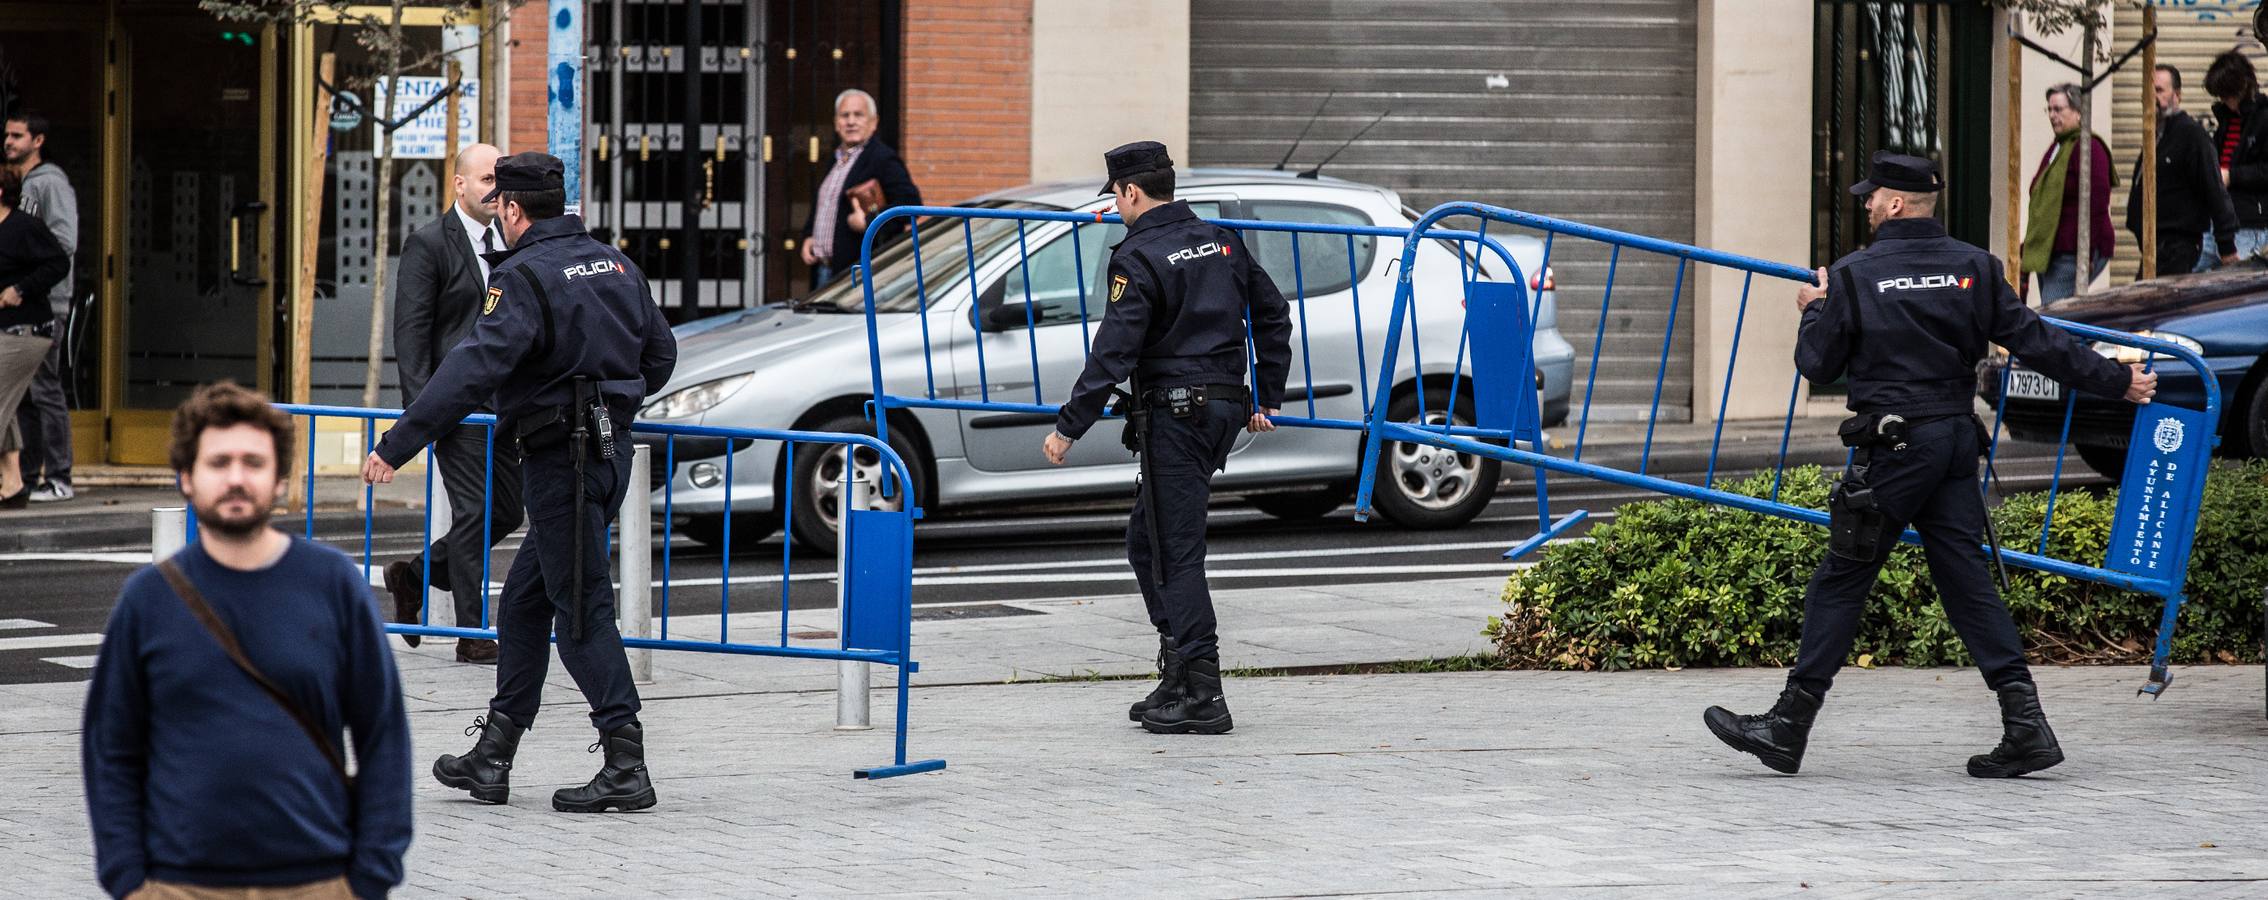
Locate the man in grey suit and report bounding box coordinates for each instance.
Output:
[382,142,522,663]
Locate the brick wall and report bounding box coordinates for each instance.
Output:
[507,19,545,153]
[901,0,1034,204]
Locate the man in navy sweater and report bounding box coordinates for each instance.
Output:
[82,382,411,899]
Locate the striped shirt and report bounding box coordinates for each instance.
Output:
[809,143,866,260]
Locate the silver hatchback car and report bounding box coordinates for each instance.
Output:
[642,170,1576,550]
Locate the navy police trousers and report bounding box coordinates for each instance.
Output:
[489,440,642,734]
[1790,416,2031,695]
[1127,397,1243,663]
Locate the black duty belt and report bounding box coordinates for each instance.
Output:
[1139,383,1249,417]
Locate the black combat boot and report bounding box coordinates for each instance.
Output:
[1703,684,1823,774]
[432,710,525,804]
[1141,654,1233,735]
[552,721,658,813]
[1967,682,2065,778]
[1128,635,1185,722]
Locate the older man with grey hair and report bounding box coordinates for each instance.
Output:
[800,87,921,288]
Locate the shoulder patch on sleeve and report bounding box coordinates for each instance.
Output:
[1109,273,1128,303]
[483,285,503,316]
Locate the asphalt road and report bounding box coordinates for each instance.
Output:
[0,447,2108,685]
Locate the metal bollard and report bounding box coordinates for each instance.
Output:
[620,444,654,684]
[152,507,189,561]
[835,459,873,730]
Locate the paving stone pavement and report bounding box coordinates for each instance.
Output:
[4,576,2264,898]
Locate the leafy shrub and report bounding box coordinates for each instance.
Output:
[1488,460,2268,670]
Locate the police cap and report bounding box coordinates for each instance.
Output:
[1100,141,1173,195]
[482,151,566,204]
[1848,150,1943,195]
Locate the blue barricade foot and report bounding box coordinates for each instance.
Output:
[1503,509,1590,560]
[856,759,947,780]
[2137,666,2173,698]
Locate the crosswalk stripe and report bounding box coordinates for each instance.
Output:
[0,633,105,652]
[0,618,55,631]
[42,655,98,669]
[0,551,152,564]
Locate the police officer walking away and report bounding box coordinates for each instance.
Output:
[362,152,676,811]
[1704,151,2158,777]
[1044,142,1293,735]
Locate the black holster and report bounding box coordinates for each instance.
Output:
[1827,412,1904,563]
[1827,472,1883,562]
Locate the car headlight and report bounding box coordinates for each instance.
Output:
[642,373,752,419]
[2091,330,2203,364]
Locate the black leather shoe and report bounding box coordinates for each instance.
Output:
[455,638,499,664]
[1704,684,1823,774]
[1968,682,2065,778]
[433,710,524,804]
[381,561,425,648]
[553,722,658,813]
[1128,635,1184,722]
[1141,654,1233,735]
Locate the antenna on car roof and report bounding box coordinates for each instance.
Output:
[1274,91,1334,171]
[1298,108,1390,179]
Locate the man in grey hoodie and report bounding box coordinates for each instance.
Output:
[5,112,77,502]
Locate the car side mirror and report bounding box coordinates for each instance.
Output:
[982,303,1034,333]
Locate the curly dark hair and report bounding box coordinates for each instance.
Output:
[0,165,20,210]
[2206,50,2257,103]
[168,380,297,476]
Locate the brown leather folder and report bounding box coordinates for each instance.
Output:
[846,178,885,213]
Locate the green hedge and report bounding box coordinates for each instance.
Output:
[1487,460,2268,671]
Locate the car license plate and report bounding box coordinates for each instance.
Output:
[2005,369,2062,402]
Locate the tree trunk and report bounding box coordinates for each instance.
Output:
[2075,23,2095,298]
[363,0,407,408]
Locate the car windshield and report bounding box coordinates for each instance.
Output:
[797,200,1063,314]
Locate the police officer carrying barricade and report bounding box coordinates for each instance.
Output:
[1043,142,1294,735]
[1704,151,2158,778]
[362,151,677,811]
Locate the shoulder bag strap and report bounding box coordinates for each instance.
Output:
[156,558,355,789]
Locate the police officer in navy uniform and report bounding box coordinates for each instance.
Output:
[1704,151,2158,778]
[362,151,676,811]
[1043,141,1293,735]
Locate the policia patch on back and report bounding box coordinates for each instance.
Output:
[1110,273,1128,303]
[483,286,503,316]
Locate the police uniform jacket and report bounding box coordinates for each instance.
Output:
[1053,201,1294,440]
[375,214,677,468]
[1797,216,2127,419]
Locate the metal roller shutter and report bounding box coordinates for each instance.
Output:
[2108,5,2257,282]
[1189,0,1698,420]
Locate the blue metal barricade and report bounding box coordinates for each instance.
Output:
[1353,201,2221,695]
[850,204,1581,545]
[274,403,943,780]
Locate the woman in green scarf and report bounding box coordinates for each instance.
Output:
[2024,83,2116,303]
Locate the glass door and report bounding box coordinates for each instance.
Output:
[111,11,276,462]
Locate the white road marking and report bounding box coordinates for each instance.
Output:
[42,655,99,669]
[0,551,152,564]
[0,618,55,631]
[906,563,1537,586]
[909,537,1561,576]
[0,633,104,652]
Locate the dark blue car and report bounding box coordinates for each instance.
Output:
[1979,269,2268,479]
